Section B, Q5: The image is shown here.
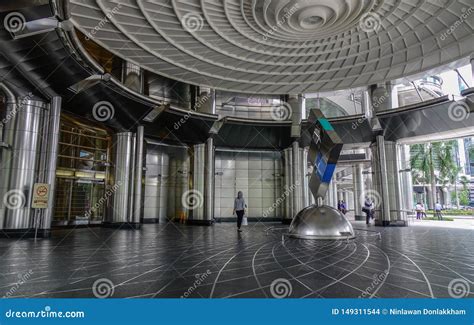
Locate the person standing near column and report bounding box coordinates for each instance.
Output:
[415,202,423,220]
[434,201,443,220]
[362,197,374,225]
[233,191,247,232]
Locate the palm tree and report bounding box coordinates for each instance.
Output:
[411,143,436,209]
[438,141,461,208]
[411,141,459,209]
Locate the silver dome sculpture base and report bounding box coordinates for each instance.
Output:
[288,205,355,240]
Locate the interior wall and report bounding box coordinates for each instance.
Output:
[214,150,283,219]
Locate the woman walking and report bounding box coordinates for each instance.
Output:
[233,191,247,232]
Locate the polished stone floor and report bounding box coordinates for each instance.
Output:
[0,222,473,298]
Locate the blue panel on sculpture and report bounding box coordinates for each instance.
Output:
[318,118,334,131]
[315,152,326,180]
[307,109,343,199]
[322,163,336,182]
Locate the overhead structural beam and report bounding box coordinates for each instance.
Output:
[67,74,111,94]
[209,117,226,135]
[9,17,58,39]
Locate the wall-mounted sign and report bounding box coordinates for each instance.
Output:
[32,183,50,209]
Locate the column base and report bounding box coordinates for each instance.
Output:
[102,222,141,230]
[282,218,293,225]
[375,220,407,227]
[141,218,159,224]
[186,219,214,226]
[0,228,51,238]
[354,215,365,221]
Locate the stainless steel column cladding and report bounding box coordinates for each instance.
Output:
[0,91,47,234]
[283,148,292,223]
[371,136,405,226]
[122,61,144,94]
[191,143,206,223]
[133,126,144,224]
[196,87,216,114]
[128,134,137,220]
[109,132,135,225]
[291,141,302,217]
[40,96,62,232]
[204,137,215,223]
[352,163,364,219]
[301,146,309,208]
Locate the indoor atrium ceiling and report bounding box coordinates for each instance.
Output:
[69,0,474,94]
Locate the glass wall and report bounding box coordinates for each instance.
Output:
[53,115,111,225]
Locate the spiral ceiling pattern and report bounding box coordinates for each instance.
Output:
[69,0,474,94]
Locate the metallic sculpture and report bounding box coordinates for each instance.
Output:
[288,109,355,240]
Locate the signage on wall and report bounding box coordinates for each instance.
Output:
[32,183,50,209]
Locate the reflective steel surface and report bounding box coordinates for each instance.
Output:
[288,205,355,240]
[0,223,471,298]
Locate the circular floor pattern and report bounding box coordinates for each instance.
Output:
[0,223,472,299]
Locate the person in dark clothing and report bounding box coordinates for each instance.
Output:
[233,191,247,232]
[340,200,347,215]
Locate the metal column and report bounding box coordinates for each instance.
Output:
[291,141,302,217]
[282,148,293,223]
[108,132,136,227]
[133,126,144,225]
[352,163,364,220]
[40,96,62,233]
[301,146,309,208]
[371,136,405,226]
[190,139,213,225]
[0,94,47,236]
[122,61,144,94]
[196,87,216,114]
[204,137,215,224]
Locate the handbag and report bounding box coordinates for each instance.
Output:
[242,216,248,226]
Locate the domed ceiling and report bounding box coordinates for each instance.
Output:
[69,0,474,94]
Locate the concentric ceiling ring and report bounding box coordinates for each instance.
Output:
[69,0,474,94]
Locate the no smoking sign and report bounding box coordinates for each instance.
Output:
[32,183,50,209]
